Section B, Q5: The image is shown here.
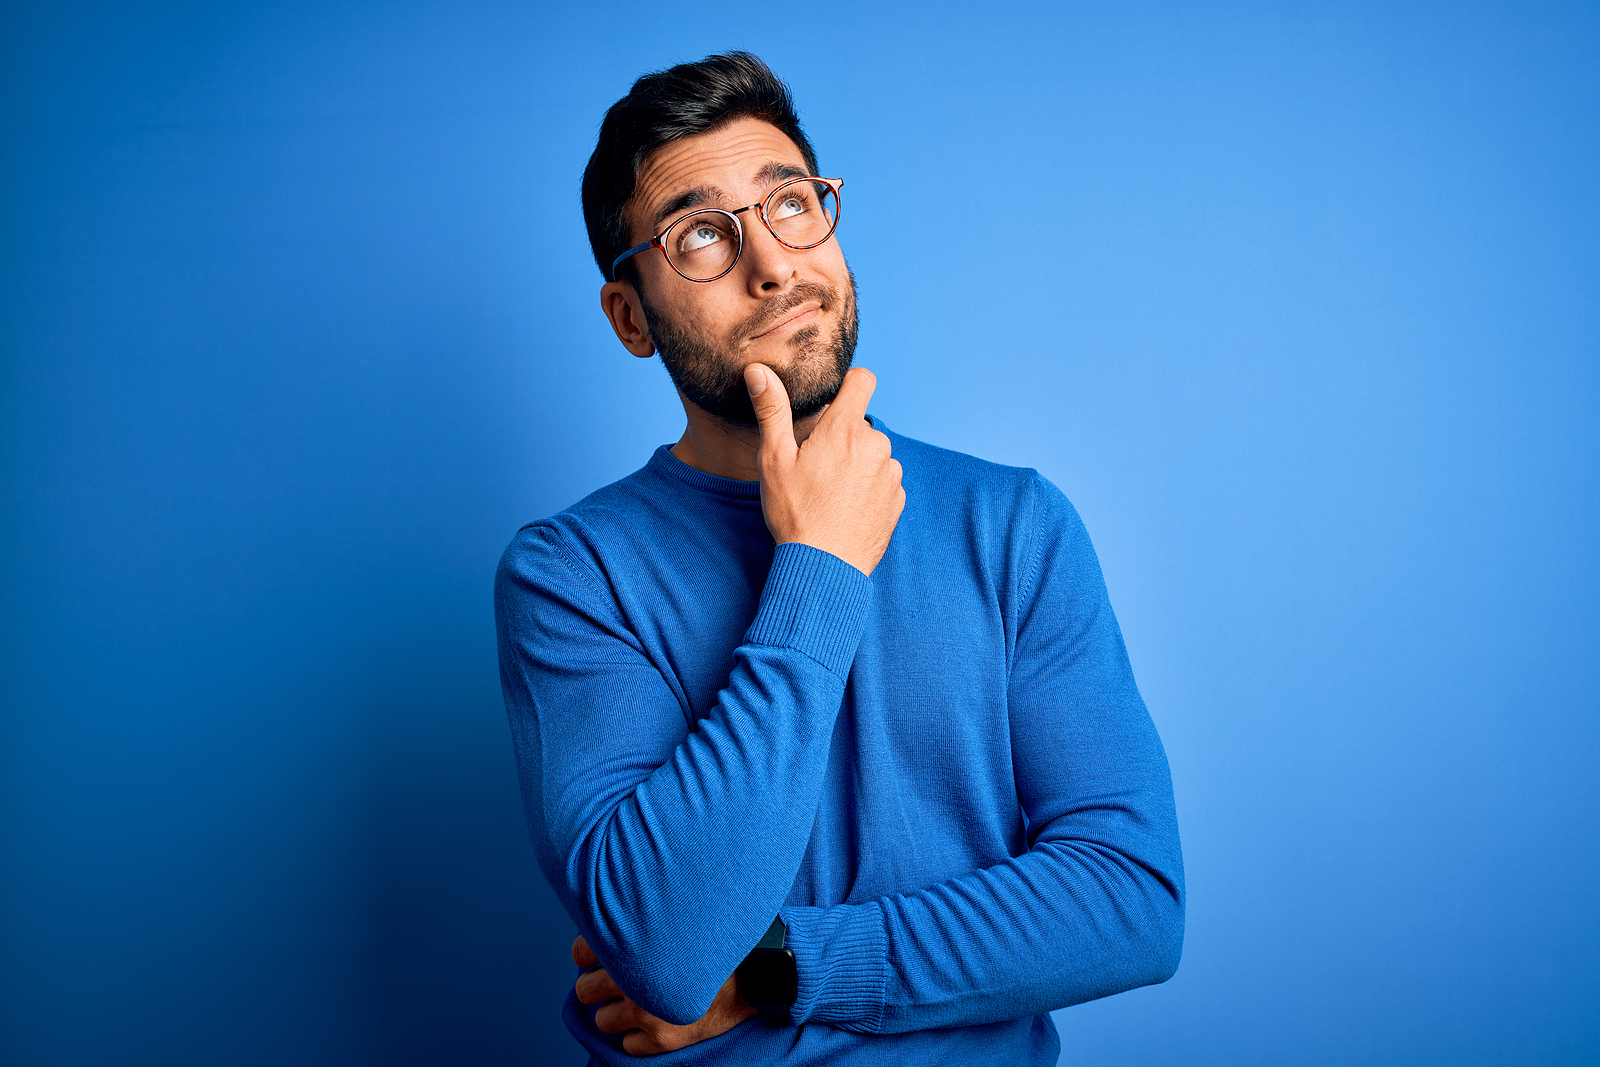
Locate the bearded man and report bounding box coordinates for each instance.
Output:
[495,52,1184,1065]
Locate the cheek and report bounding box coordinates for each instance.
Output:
[671,291,741,339]
[814,243,851,287]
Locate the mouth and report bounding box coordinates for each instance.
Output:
[748,301,823,342]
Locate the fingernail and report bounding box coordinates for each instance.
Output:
[745,365,767,396]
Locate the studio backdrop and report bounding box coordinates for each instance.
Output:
[2,2,1596,1065]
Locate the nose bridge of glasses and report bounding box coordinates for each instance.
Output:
[743,203,801,262]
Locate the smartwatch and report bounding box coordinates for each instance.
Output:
[735,915,797,1018]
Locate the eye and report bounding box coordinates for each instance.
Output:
[769,194,809,222]
[678,224,726,253]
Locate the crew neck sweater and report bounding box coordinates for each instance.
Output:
[494,420,1184,1066]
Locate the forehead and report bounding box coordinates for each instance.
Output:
[629,117,809,232]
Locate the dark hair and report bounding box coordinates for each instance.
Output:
[581,52,820,285]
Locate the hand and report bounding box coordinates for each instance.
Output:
[744,365,905,576]
[572,935,756,1057]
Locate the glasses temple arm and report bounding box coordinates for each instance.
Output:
[609,239,655,282]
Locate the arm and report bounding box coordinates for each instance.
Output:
[500,532,864,1025]
[780,475,1184,1032]
[571,935,755,1056]
[496,367,902,1026]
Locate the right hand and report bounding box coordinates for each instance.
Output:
[744,364,905,576]
[572,936,754,1057]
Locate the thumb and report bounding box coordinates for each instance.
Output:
[745,364,796,467]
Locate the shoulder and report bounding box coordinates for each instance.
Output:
[878,420,1077,527]
[876,422,1098,598]
[495,458,670,602]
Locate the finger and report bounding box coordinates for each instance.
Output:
[571,935,598,969]
[594,995,650,1035]
[819,366,876,428]
[745,363,796,467]
[574,966,624,1005]
[623,1026,683,1056]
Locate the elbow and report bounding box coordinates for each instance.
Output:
[616,965,722,1027]
[1147,915,1184,985]
[590,937,726,1026]
[1139,883,1186,986]
[1138,829,1185,986]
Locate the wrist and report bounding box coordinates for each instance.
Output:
[735,915,798,1021]
[783,901,887,1030]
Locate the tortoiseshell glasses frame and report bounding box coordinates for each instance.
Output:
[610,176,844,283]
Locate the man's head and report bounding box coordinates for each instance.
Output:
[584,53,858,427]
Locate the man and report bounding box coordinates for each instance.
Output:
[495,52,1183,1064]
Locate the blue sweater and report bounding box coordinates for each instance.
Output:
[494,421,1184,1065]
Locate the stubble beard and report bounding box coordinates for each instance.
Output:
[639,270,860,428]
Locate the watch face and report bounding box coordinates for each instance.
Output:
[736,948,798,1007]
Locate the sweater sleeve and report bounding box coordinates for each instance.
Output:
[495,529,872,1026]
[781,474,1185,1032]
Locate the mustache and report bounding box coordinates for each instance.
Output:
[735,282,837,343]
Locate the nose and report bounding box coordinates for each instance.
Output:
[739,216,800,297]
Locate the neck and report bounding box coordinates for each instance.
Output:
[670,395,823,482]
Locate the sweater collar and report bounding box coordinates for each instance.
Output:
[646,416,889,502]
[646,445,761,500]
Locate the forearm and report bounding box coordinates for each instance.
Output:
[507,541,872,1024]
[556,644,844,1022]
[784,834,1182,1033]
[776,813,1181,1032]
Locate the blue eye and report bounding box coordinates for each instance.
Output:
[678,223,723,251]
[665,212,742,277]
[769,195,808,221]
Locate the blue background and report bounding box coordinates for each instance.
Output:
[3,2,1596,1064]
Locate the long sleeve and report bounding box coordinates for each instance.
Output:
[496,530,872,1026]
[780,474,1185,1032]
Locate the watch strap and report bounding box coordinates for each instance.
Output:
[754,914,786,951]
[736,914,797,1018]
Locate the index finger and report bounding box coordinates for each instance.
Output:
[575,965,625,1006]
[819,367,876,428]
[572,935,599,969]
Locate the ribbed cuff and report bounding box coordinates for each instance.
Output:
[783,901,887,1031]
[744,543,873,678]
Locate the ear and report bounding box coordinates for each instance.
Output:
[600,280,656,359]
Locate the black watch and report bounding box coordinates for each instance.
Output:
[735,915,797,1018]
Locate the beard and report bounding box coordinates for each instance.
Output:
[639,270,859,428]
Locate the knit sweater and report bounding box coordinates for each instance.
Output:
[494,420,1184,1065]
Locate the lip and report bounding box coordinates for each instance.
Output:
[749,302,822,341]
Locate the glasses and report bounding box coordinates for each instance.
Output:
[611,176,843,283]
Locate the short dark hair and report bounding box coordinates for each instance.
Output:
[581,52,820,285]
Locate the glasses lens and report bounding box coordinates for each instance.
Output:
[664,210,740,281]
[765,179,839,250]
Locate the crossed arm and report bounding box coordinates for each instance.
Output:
[495,368,1183,1053]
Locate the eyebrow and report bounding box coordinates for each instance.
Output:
[648,160,812,231]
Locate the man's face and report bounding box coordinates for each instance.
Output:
[624,117,858,426]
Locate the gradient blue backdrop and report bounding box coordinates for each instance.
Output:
[3,2,1596,1064]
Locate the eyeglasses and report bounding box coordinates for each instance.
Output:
[611,176,843,283]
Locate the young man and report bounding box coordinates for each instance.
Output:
[495,52,1184,1064]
